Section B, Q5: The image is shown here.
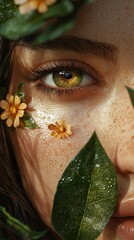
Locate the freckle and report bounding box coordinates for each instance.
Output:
[121,129,125,133]
[131,124,134,130]
[113,118,116,124]
[83,124,87,129]
[49,160,54,165]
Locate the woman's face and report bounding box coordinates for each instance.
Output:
[9,0,134,239]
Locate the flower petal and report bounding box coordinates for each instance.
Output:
[0,100,10,110]
[59,120,65,126]
[56,122,61,128]
[29,0,38,8]
[14,95,21,106]
[51,131,58,137]
[49,120,72,139]
[19,1,37,14]
[46,0,57,6]
[6,94,14,104]
[59,126,64,132]
[18,102,27,109]
[15,0,57,14]
[14,116,20,128]
[6,117,14,127]
[38,3,48,13]
[1,111,10,120]
[66,125,72,135]
[66,130,72,135]
[48,124,57,130]
[14,0,27,4]
[17,110,24,117]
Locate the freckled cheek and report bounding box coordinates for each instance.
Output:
[29,99,96,183]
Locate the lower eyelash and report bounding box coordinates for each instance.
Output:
[34,81,83,96]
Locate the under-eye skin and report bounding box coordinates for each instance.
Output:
[25,60,104,96]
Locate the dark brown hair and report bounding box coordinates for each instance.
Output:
[0,37,54,240]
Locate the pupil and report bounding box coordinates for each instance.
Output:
[59,71,73,80]
[53,70,81,88]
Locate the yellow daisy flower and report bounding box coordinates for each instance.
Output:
[48,120,72,139]
[0,94,27,128]
[14,0,57,14]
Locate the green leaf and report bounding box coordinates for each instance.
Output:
[84,0,96,3]
[0,206,47,239]
[0,0,17,24]
[126,86,134,107]
[51,132,118,240]
[0,0,74,40]
[15,82,25,101]
[13,82,39,129]
[21,112,39,129]
[33,16,75,45]
[0,0,95,44]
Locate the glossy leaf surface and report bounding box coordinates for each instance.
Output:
[0,0,17,23]
[21,112,39,129]
[126,86,134,107]
[15,82,25,101]
[52,133,118,240]
[14,82,38,129]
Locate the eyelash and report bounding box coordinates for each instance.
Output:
[26,60,102,96]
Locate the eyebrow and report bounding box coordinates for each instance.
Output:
[20,36,119,63]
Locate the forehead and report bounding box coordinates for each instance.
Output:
[69,0,134,50]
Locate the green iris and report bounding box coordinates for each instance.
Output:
[53,70,82,88]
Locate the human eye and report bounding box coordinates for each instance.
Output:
[26,60,103,97]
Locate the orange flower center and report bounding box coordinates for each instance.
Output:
[10,104,18,115]
[59,126,64,132]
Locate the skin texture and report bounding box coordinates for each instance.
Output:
[8,0,134,239]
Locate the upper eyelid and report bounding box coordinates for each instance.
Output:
[25,60,104,83]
